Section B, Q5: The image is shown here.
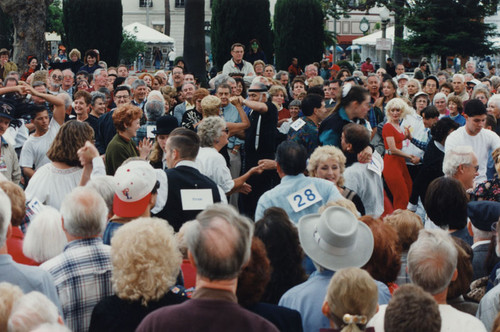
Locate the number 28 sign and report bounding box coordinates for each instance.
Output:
[287,184,323,213]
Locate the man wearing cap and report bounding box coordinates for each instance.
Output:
[396,74,409,97]
[256,140,342,223]
[153,128,222,232]
[240,82,280,218]
[279,206,391,332]
[450,74,470,102]
[467,201,500,280]
[0,48,17,81]
[361,58,374,76]
[0,97,21,184]
[329,64,340,81]
[369,229,487,331]
[445,100,500,184]
[102,160,159,244]
[41,186,113,332]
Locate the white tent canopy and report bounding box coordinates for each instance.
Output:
[124,22,175,45]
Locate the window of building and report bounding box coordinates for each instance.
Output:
[139,0,153,7]
[175,0,185,8]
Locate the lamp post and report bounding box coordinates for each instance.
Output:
[379,6,390,70]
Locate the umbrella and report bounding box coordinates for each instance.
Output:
[346,45,361,51]
[329,45,344,52]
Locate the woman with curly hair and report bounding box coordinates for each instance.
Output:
[181,88,209,131]
[308,145,365,215]
[25,121,94,209]
[254,207,307,304]
[89,217,186,332]
[105,104,152,175]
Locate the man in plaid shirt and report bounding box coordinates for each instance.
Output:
[41,186,113,332]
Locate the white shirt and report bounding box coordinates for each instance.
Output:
[445,126,500,183]
[369,303,487,331]
[196,147,234,194]
[19,117,61,170]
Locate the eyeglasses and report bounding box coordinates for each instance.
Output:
[52,75,63,80]
[223,128,229,134]
[115,95,129,100]
[467,164,480,172]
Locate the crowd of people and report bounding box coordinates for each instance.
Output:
[0,40,499,332]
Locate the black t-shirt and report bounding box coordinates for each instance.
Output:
[245,99,278,166]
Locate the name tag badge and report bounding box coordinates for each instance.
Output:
[147,125,156,139]
[28,198,44,214]
[287,184,323,213]
[180,189,214,211]
[290,118,306,131]
[368,153,383,176]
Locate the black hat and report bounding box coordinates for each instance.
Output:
[0,100,15,122]
[153,115,178,135]
[467,201,500,232]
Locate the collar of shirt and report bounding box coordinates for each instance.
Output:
[192,287,238,303]
[64,237,104,251]
[471,239,491,249]
[186,101,195,110]
[434,140,445,152]
[176,160,198,169]
[281,173,307,184]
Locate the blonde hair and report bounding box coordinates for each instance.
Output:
[307,145,346,186]
[68,48,81,59]
[111,217,182,305]
[201,95,221,117]
[493,147,500,174]
[0,282,23,332]
[307,76,324,87]
[319,199,359,216]
[385,97,412,119]
[325,267,378,332]
[384,209,423,251]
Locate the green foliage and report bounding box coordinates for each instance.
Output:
[119,31,146,65]
[402,0,499,58]
[0,7,13,50]
[47,0,64,38]
[322,0,382,19]
[274,0,325,71]
[63,0,123,66]
[353,52,361,63]
[211,0,273,70]
[337,60,354,73]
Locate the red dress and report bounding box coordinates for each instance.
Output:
[382,123,412,209]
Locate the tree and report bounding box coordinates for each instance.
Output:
[0,7,13,50]
[63,0,123,66]
[274,0,325,71]
[0,0,52,72]
[46,0,64,38]
[184,0,207,87]
[402,0,499,69]
[119,31,146,65]
[211,0,273,70]
[164,0,171,35]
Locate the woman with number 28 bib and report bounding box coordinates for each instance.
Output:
[308,145,365,215]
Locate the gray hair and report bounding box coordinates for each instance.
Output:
[367,73,380,82]
[147,90,165,103]
[433,92,447,104]
[131,79,146,90]
[145,100,165,121]
[0,189,11,248]
[184,204,253,280]
[60,187,108,237]
[62,69,74,78]
[90,91,106,107]
[471,86,491,100]
[31,324,71,332]
[452,74,465,83]
[85,176,116,217]
[213,74,231,91]
[442,145,475,177]
[7,292,59,332]
[93,68,106,78]
[22,206,67,264]
[471,224,494,241]
[407,229,458,295]
[275,70,289,80]
[125,76,138,86]
[464,73,474,81]
[58,92,72,110]
[488,94,500,109]
[197,116,226,148]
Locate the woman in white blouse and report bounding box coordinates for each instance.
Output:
[196,116,262,195]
